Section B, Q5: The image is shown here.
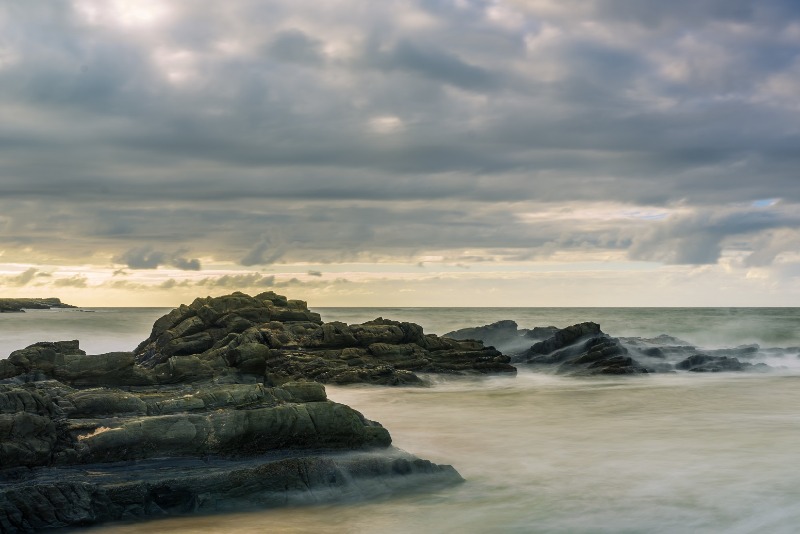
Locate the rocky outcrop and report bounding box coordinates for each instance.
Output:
[0,290,526,530]
[0,298,76,313]
[131,292,515,386]
[0,375,461,531]
[0,451,459,532]
[515,322,650,376]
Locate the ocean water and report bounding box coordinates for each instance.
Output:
[4,307,800,533]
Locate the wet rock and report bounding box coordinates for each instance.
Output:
[515,323,649,376]
[675,354,763,372]
[135,292,323,368]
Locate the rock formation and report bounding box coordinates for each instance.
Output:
[0,375,460,531]
[0,290,527,530]
[131,291,515,386]
[0,298,76,313]
[514,322,650,375]
[447,319,774,375]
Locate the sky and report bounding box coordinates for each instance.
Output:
[1,0,800,307]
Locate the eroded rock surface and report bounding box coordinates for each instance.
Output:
[0,291,478,531]
[132,292,515,386]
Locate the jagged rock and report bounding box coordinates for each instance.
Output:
[515,323,649,376]
[130,294,515,386]
[135,292,323,368]
[0,298,76,313]
[525,322,602,356]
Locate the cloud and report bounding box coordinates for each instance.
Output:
[241,235,287,266]
[196,273,276,289]
[268,29,324,65]
[53,275,88,288]
[307,270,323,277]
[629,205,800,264]
[114,246,201,270]
[3,267,40,287]
[1,0,799,302]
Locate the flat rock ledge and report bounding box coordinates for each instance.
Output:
[0,376,461,531]
[1,452,460,532]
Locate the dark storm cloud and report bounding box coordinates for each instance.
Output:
[1,0,800,269]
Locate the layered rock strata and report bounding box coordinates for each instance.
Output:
[0,376,460,531]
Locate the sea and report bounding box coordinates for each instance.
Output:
[3,307,800,533]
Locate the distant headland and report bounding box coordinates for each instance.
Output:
[0,298,76,313]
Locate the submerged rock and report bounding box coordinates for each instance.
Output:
[675,354,767,372]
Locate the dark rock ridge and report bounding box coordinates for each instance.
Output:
[448,319,776,375]
[0,298,76,313]
[0,291,486,531]
[515,322,650,375]
[132,291,515,386]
